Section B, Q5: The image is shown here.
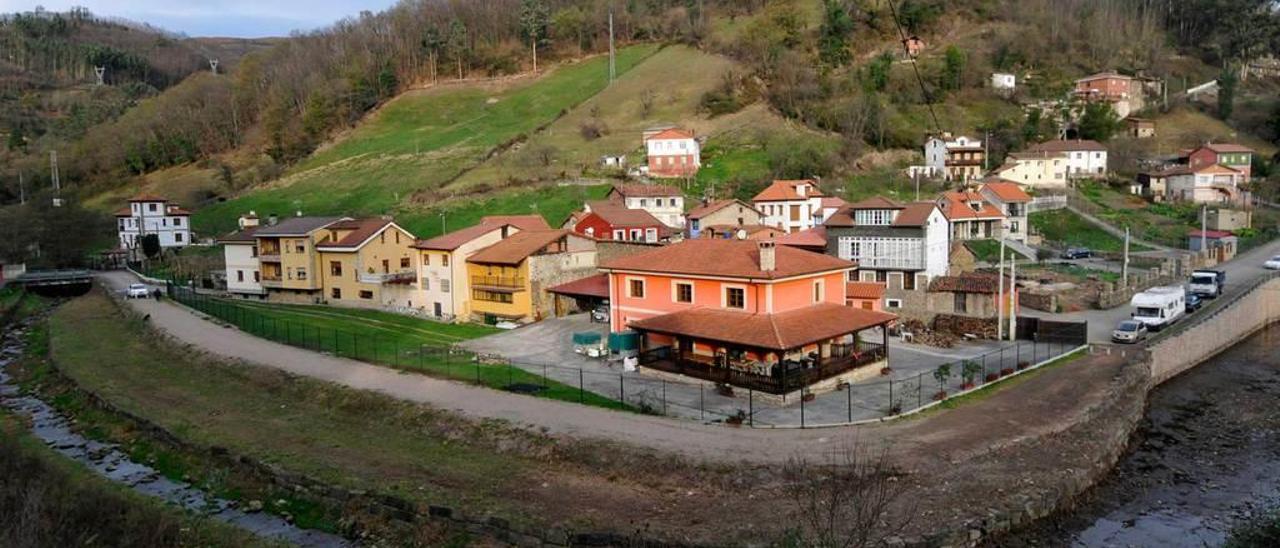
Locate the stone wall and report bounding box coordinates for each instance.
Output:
[1019,291,1057,312]
[528,251,598,321]
[1147,274,1280,384]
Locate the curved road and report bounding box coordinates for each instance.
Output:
[99,270,1122,465]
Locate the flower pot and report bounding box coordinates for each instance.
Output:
[880,367,892,376]
[802,392,816,402]
[985,373,1000,383]
[961,382,976,390]
[932,391,948,401]
[1000,368,1015,377]
[1017,361,1031,370]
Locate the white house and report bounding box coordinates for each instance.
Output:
[991,72,1016,91]
[924,134,986,182]
[1027,139,1108,179]
[603,183,686,228]
[115,194,193,252]
[990,151,1068,188]
[1164,164,1246,204]
[219,213,265,297]
[824,197,951,287]
[643,127,701,178]
[752,179,829,234]
[978,181,1032,243]
[412,222,518,321]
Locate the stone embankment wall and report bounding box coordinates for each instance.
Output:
[1148,274,1280,384]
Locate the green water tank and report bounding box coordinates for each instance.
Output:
[572,331,602,345]
[608,331,639,351]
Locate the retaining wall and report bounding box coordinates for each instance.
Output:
[1148,274,1280,384]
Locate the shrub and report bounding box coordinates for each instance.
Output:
[1000,367,1015,377]
[985,373,999,383]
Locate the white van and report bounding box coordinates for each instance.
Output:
[1130,286,1186,331]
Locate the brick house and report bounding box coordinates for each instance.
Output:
[644,128,701,179]
[1186,143,1254,182]
[603,239,895,395]
[1074,71,1145,117]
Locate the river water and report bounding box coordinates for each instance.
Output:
[997,324,1280,547]
[0,318,351,547]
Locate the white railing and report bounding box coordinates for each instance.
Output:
[358,271,416,284]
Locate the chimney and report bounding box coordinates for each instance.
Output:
[268,213,279,226]
[758,241,776,272]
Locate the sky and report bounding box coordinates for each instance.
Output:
[0,0,401,38]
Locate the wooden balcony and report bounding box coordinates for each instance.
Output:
[471,276,525,291]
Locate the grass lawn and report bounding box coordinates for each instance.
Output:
[837,168,951,205]
[1039,263,1122,284]
[963,239,1033,263]
[170,290,629,411]
[397,182,610,239]
[1030,209,1137,253]
[193,45,658,236]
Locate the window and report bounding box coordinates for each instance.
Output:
[294,242,305,253]
[174,233,183,242]
[422,278,430,291]
[442,254,449,267]
[639,199,648,207]
[331,288,342,299]
[725,287,745,309]
[237,270,245,282]
[359,290,373,300]
[148,203,158,212]
[394,231,400,244]
[1011,221,1020,233]
[675,282,693,303]
[330,261,343,276]
[954,292,968,313]
[473,289,513,303]
[861,301,874,310]
[162,218,167,226]
[251,246,258,258]
[400,257,410,269]
[813,280,824,303]
[173,217,182,227]
[903,272,916,291]
[876,271,888,283]
[381,259,389,273]
[296,267,308,281]
[441,279,450,293]
[423,254,430,266]
[886,299,903,309]
[253,272,260,282]
[629,279,646,298]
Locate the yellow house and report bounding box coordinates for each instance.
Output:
[254,216,347,302]
[316,218,418,309]
[465,229,597,324]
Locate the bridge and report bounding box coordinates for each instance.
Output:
[12,270,95,297]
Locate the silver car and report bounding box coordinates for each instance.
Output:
[1111,320,1148,344]
[126,283,150,299]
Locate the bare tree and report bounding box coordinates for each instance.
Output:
[639,89,657,119]
[783,443,911,548]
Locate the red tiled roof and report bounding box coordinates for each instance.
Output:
[846,196,904,210]
[1201,143,1255,154]
[600,239,853,280]
[752,180,827,202]
[1028,139,1107,153]
[644,128,695,141]
[547,273,609,299]
[938,192,1004,221]
[846,281,886,300]
[1076,71,1133,83]
[823,199,935,228]
[773,227,827,249]
[609,182,682,198]
[166,205,192,216]
[317,218,397,250]
[628,303,896,351]
[1188,229,1235,239]
[113,207,132,217]
[687,199,760,220]
[414,223,507,251]
[584,202,670,230]
[468,230,569,265]
[980,181,1032,203]
[893,202,939,226]
[1194,164,1241,175]
[479,215,550,231]
[928,273,1013,294]
[820,196,847,209]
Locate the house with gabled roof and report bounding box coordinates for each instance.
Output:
[686,198,763,238]
[115,194,193,253]
[316,218,418,309]
[466,230,597,324]
[1163,164,1247,204]
[643,127,701,179]
[218,212,266,297]
[824,197,950,298]
[603,183,686,227]
[570,201,675,243]
[924,133,985,182]
[753,179,831,234]
[936,191,1006,241]
[602,239,895,397]
[978,181,1032,243]
[1186,143,1255,181]
[1027,139,1108,179]
[412,220,522,321]
[251,215,347,301]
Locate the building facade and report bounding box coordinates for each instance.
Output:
[115,194,193,252]
[252,216,346,302]
[572,202,673,243]
[643,128,701,179]
[753,179,829,234]
[1187,144,1254,181]
[978,182,1032,243]
[603,183,686,228]
[316,219,418,310]
[936,191,1006,242]
[1027,139,1108,179]
[413,223,516,321]
[924,134,986,182]
[824,197,950,291]
[219,213,264,297]
[466,230,597,324]
[1164,164,1246,204]
[686,199,763,239]
[990,151,1068,188]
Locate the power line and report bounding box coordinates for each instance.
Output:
[885,0,941,135]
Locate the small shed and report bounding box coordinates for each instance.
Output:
[1187,229,1238,261]
[548,273,610,318]
[600,154,627,168]
[902,35,926,58]
[991,72,1016,91]
[1125,117,1156,139]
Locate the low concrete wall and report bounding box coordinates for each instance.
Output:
[1148,274,1280,384]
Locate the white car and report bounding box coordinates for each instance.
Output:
[1265,256,1280,270]
[126,283,150,299]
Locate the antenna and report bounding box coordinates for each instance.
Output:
[50,150,63,207]
[209,59,219,75]
[608,9,616,84]
[94,66,105,86]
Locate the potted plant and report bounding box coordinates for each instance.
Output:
[880,366,893,376]
[933,390,948,401]
[1000,367,1015,377]
[985,372,1000,383]
[960,360,982,390]
[1017,360,1031,370]
[932,364,951,401]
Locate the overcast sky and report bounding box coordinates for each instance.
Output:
[0,0,400,37]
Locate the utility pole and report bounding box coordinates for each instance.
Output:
[608,8,616,84]
[1122,226,1130,287]
[997,237,1006,341]
[1201,205,1207,254]
[94,66,105,86]
[50,150,62,207]
[1008,243,1017,341]
[18,171,25,205]
[209,58,219,75]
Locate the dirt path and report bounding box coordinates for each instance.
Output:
[101,271,1125,469]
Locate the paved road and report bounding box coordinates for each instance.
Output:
[1027,238,1280,343]
[98,270,1115,465]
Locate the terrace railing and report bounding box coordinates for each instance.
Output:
[638,342,887,395]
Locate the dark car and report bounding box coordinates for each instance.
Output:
[1060,247,1093,260]
[1185,293,1203,313]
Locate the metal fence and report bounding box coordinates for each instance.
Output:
[167,285,1085,428]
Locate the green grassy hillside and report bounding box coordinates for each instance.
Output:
[192,45,659,236]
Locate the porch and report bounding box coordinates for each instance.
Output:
[638,339,887,395]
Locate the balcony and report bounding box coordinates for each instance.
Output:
[261,277,284,288]
[854,256,924,270]
[359,271,417,285]
[259,253,282,263]
[471,275,525,292]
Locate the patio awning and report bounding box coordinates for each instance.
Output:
[547,273,609,299]
[629,303,895,352]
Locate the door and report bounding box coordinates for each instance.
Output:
[678,338,693,361]
[433,302,442,317]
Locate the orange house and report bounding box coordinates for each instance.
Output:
[600,239,896,396]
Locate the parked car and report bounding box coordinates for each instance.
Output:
[1188,269,1226,298]
[590,304,609,323]
[1061,247,1093,260]
[1265,255,1280,270]
[126,283,150,299]
[1185,293,1203,313]
[1111,320,1149,344]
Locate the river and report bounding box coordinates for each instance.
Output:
[996,324,1280,547]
